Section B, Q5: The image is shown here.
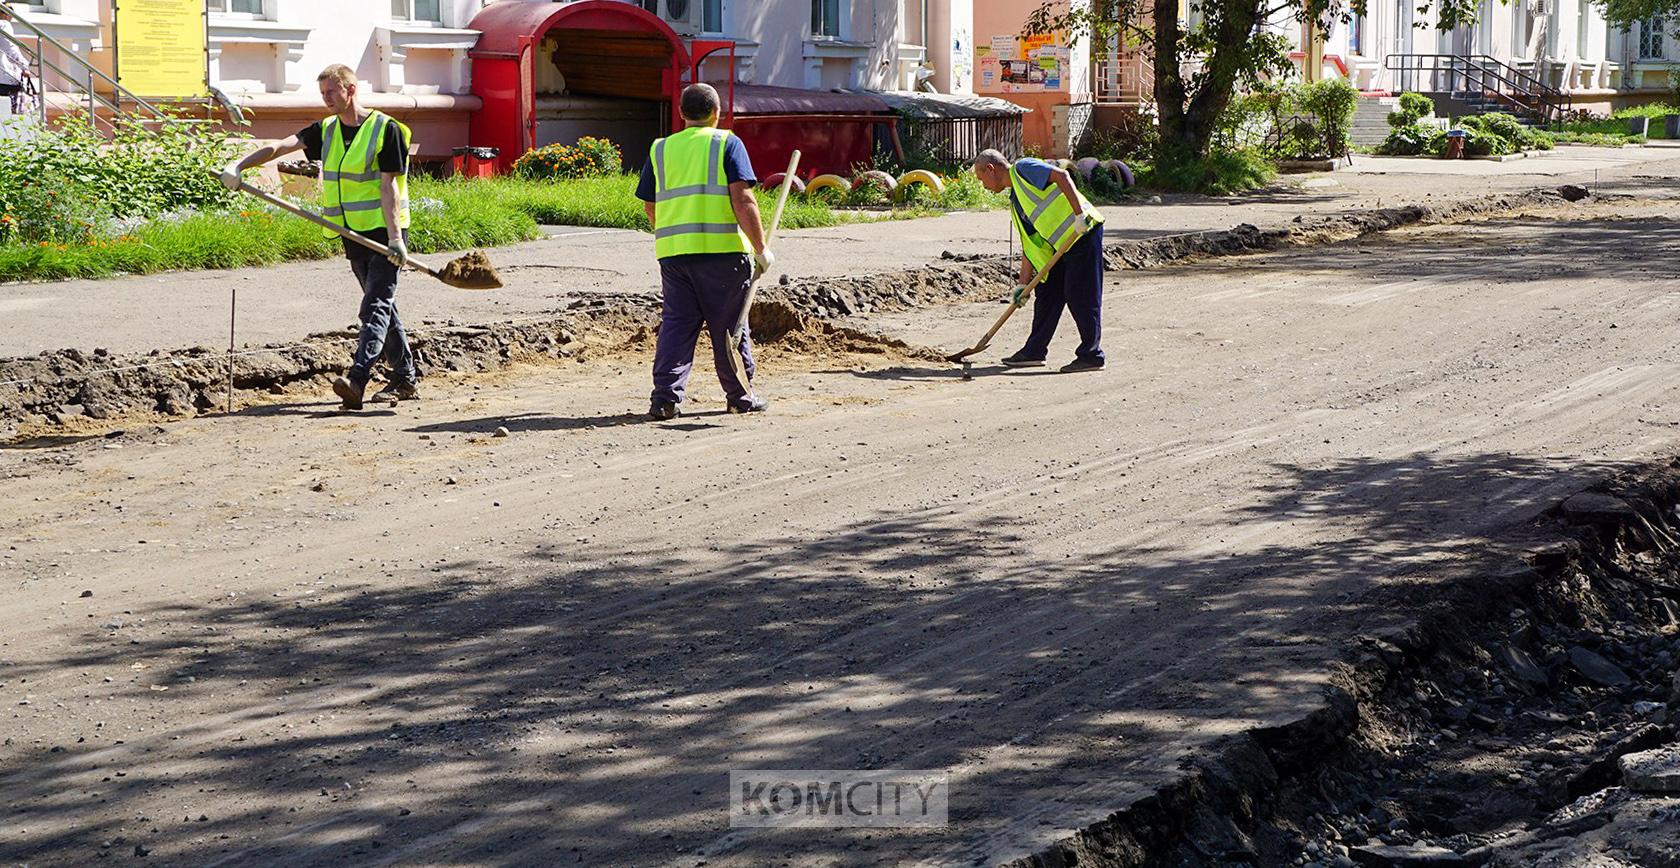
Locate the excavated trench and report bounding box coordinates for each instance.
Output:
[1009,463,1680,868]
[0,185,1603,444]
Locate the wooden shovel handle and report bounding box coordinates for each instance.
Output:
[229,177,441,279]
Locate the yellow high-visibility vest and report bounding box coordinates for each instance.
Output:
[650,125,750,259]
[1008,163,1102,272]
[320,110,411,237]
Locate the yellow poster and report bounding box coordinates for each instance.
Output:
[115,0,206,98]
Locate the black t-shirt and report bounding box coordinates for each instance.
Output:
[298,116,407,175]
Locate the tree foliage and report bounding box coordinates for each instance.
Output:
[1026,0,1482,167]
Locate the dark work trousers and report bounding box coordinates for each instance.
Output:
[1019,222,1105,363]
[343,227,417,389]
[651,252,755,408]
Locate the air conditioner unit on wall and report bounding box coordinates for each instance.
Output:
[638,0,703,36]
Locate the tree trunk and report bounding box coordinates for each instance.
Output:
[1153,0,1267,164]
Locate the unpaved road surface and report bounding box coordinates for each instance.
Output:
[5,202,1680,865]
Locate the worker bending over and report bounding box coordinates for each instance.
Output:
[972,148,1105,373]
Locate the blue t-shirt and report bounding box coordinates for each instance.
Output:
[1010,158,1058,233]
[1012,158,1056,189]
[635,132,757,202]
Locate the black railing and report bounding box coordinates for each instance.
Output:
[896,116,1025,167]
[1383,54,1572,124]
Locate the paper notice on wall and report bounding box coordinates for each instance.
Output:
[114,0,207,98]
[952,25,972,92]
[979,36,1067,94]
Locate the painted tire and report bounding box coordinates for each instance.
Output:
[1073,157,1101,180]
[763,172,806,194]
[804,174,850,196]
[1101,159,1136,189]
[851,170,898,192]
[895,169,946,198]
[1055,158,1076,172]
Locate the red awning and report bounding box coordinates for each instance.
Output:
[467,0,690,66]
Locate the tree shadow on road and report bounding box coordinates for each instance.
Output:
[0,449,1634,866]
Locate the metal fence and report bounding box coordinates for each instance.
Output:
[896,115,1025,165]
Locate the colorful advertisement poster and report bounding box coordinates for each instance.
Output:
[977,34,1067,94]
[114,0,207,98]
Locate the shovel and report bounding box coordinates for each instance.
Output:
[945,221,1089,364]
[227,178,503,290]
[723,150,801,398]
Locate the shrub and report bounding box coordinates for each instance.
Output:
[1389,92,1435,128]
[1142,148,1275,195]
[1476,112,1526,144]
[512,136,624,181]
[1078,106,1159,163]
[934,170,1006,210]
[1609,102,1680,119]
[0,109,242,235]
[0,173,111,244]
[1221,78,1357,160]
[1376,122,1444,155]
[1294,77,1358,156]
[1453,119,1512,156]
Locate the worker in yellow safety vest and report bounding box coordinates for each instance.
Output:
[972,148,1106,373]
[636,83,773,420]
[222,63,418,411]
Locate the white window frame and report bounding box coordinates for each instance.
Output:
[701,0,726,35]
[811,0,845,40]
[208,0,265,18]
[1639,16,1666,59]
[391,0,444,25]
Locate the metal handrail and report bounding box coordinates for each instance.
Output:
[1383,53,1572,123]
[1,1,170,119]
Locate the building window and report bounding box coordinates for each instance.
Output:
[209,0,263,13]
[811,0,841,38]
[1640,17,1665,58]
[1348,13,1363,55]
[704,0,723,33]
[391,0,442,23]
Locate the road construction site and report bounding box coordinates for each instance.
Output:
[6,154,1680,865]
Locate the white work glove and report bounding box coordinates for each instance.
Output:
[219,162,243,192]
[752,249,776,281]
[385,237,408,268]
[1076,211,1099,233]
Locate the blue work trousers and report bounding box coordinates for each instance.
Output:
[652,252,755,408]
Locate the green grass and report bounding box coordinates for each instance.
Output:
[1135,149,1277,196]
[0,171,1004,283]
[1550,131,1646,147]
[0,211,334,282]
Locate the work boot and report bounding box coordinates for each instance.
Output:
[728,396,769,414]
[372,381,420,403]
[1001,352,1046,368]
[332,374,366,410]
[648,399,680,421]
[1059,356,1105,374]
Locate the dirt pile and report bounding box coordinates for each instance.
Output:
[0,296,660,442]
[1006,462,1680,867]
[436,250,504,290]
[747,299,945,365]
